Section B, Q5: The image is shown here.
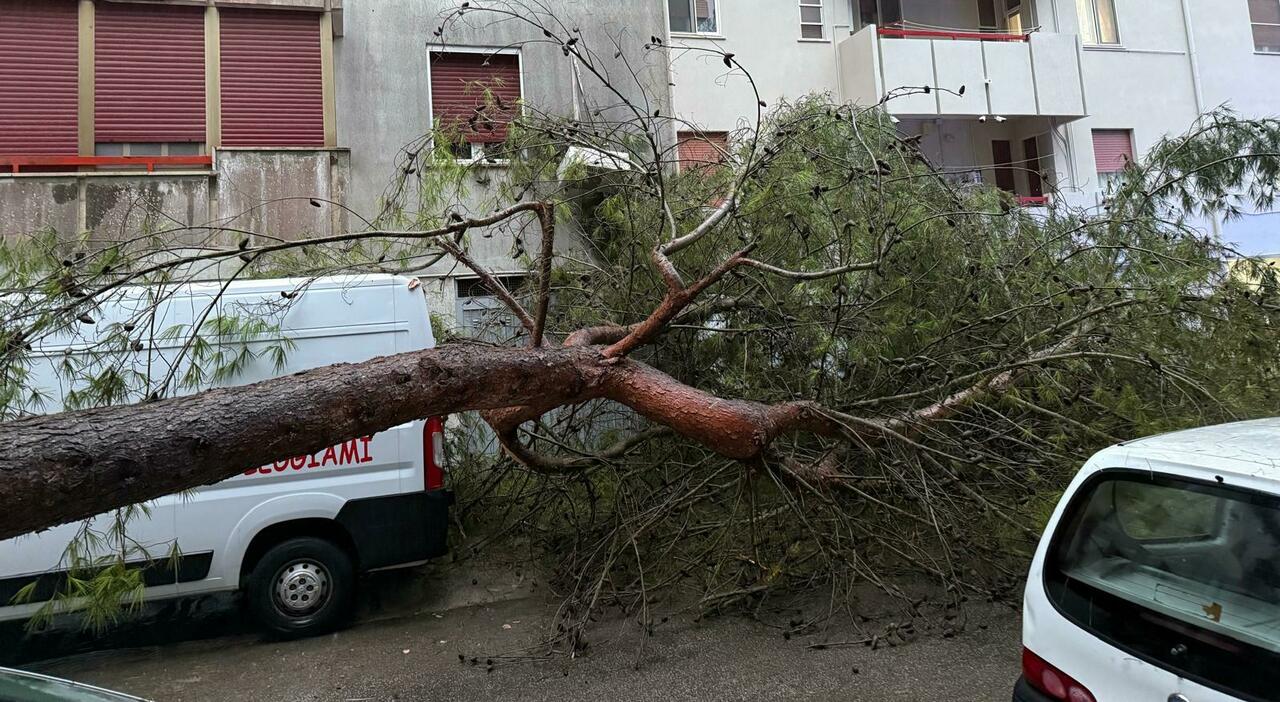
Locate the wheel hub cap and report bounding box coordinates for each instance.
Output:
[273,559,330,615]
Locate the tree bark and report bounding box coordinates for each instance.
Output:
[0,344,606,541]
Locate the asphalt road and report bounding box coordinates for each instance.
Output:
[17,572,1022,702]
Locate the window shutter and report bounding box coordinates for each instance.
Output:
[95,3,205,144]
[430,52,521,144]
[1092,129,1134,173]
[677,131,728,170]
[220,9,325,147]
[0,0,79,155]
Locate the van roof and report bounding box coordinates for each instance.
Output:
[1095,418,1280,480]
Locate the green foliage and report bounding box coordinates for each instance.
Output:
[458,98,1280,622]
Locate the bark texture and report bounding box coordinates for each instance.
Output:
[0,344,605,541]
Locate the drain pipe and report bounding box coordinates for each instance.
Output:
[1179,0,1205,114]
[1178,0,1222,239]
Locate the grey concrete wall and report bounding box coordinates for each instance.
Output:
[216,148,350,240]
[334,0,671,221]
[0,179,80,240]
[0,150,349,249]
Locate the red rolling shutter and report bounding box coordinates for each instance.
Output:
[220,9,325,147]
[677,131,728,171]
[0,0,79,155]
[1092,129,1134,173]
[95,2,206,144]
[430,52,521,144]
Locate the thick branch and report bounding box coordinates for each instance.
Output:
[0,344,606,541]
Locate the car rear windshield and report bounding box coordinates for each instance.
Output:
[1045,470,1280,701]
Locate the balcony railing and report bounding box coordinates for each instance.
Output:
[0,155,213,174]
[877,26,1030,43]
[839,24,1087,119]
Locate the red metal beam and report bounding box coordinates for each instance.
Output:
[878,27,1030,42]
[1017,195,1050,207]
[0,155,212,174]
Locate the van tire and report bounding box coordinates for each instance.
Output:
[246,537,354,639]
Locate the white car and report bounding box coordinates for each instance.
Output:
[1018,418,1280,702]
[0,275,451,638]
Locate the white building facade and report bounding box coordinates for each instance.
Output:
[665,0,1280,254]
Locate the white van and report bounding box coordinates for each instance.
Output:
[1017,418,1280,702]
[0,275,452,638]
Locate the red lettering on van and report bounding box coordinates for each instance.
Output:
[243,436,377,479]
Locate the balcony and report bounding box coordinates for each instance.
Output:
[839,24,1087,120]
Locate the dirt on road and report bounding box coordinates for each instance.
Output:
[19,565,1022,702]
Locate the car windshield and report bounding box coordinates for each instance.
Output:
[0,668,143,702]
[1045,471,1280,700]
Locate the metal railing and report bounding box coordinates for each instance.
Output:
[0,155,213,174]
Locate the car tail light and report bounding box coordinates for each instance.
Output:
[1023,648,1096,702]
[424,416,447,491]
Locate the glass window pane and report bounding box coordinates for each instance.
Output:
[167,142,202,156]
[1250,0,1280,25]
[977,0,998,29]
[95,143,124,157]
[668,0,693,33]
[1095,0,1119,43]
[801,7,823,23]
[130,143,163,156]
[1075,0,1099,44]
[1255,23,1280,52]
[801,23,824,39]
[696,0,717,33]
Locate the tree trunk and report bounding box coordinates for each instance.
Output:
[0,344,605,541]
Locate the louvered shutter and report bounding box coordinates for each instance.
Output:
[0,0,79,155]
[95,2,205,144]
[430,52,521,144]
[220,9,325,147]
[1092,129,1134,173]
[677,131,728,171]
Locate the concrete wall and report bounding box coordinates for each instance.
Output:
[0,149,349,249]
[669,0,851,132]
[334,0,671,221]
[216,148,349,240]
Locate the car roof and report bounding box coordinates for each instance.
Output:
[1092,418,1280,481]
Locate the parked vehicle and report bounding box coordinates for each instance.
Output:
[0,275,451,638]
[1016,418,1280,702]
[0,666,146,701]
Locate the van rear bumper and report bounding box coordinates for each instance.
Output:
[336,489,454,571]
[1012,677,1053,702]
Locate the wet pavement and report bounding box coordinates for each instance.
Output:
[8,564,1023,701]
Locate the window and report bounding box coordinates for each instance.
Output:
[800,0,825,39]
[669,0,718,35]
[95,143,206,157]
[1006,0,1025,34]
[1092,128,1134,187]
[220,9,326,147]
[1044,471,1280,700]
[429,51,521,160]
[991,140,1016,193]
[95,3,206,147]
[858,0,902,29]
[1076,0,1119,45]
[0,0,79,156]
[1249,0,1280,53]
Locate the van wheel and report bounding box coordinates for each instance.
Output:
[246,537,354,639]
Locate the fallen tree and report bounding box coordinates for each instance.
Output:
[1,1,1278,638]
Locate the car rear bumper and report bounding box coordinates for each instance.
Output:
[1013,676,1054,702]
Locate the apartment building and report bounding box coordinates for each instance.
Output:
[666,0,1280,254]
[0,0,669,329]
